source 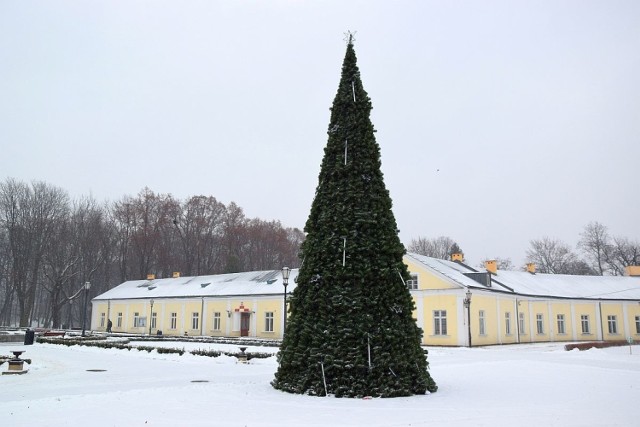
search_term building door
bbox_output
[240,312,250,337]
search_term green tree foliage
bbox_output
[272,37,437,398]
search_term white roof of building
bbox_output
[95,253,640,302]
[94,269,299,301]
[406,253,640,300]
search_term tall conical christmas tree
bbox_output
[272,35,437,398]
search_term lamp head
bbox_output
[281,267,291,283]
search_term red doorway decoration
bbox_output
[235,302,251,336]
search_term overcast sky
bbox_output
[1,1,639,267]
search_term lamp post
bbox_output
[463,289,472,347]
[81,281,91,337]
[149,299,154,336]
[281,267,291,336]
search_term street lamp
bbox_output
[81,281,91,337]
[281,267,291,335]
[149,299,154,336]
[463,289,472,347]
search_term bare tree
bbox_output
[607,236,640,276]
[284,227,305,268]
[173,195,226,276]
[41,207,76,328]
[0,179,69,326]
[408,236,460,260]
[110,188,183,281]
[110,196,136,283]
[0,180,306,327]
[0,228,14,325]
[221,202,249,273]
[69,197,111,327]
[129,188,169,279]
[242,219,304,271]
[578,222,612,275]
[526,237,595,275]
[577,222,640,276]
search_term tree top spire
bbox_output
[344,30,356,45]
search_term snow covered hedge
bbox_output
[37,336,272,359]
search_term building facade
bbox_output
[91,253,640,346]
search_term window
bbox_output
[636,316,640,334]
[100,313,106,328]
[557,314,566,334]
[479,310,486,335]
[265,312,274,332]
[519,312,526,335]
[581,315,590,334]
[213,312,221,331]
[151,312,157,329]
[536,314,544,335]
[433,310,447,335]
[117,312,123,328]
[192,312,200,330]
[406,274,419,290]
[170,312,177,330]
[505,312,512,335]
[134,315,146,328]
[607,315,618,334]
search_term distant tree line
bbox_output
[0,179,303,328]
[408,222,639,276]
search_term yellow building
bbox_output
[405,253,640,346]
[91,270,296,339]
[91,253,640,346]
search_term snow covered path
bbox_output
[1,341,638,426]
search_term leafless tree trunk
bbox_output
[0,228,15,325]
[110,197,136,283]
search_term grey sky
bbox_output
[1,1,639,267]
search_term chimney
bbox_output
[625,266,640,277]
[451,252,464,263]
[485,260,497,274]
[146,274,156,280]
[526,263,536,274]
[172,271,181,278]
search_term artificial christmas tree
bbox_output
[272,35,437,398]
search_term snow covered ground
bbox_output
[1,340,638,426]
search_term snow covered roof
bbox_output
[406,253,640,300]
[487,270,640,300]
[95,253,640,302]
[405,253,489,289]
[94,269,299,301]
